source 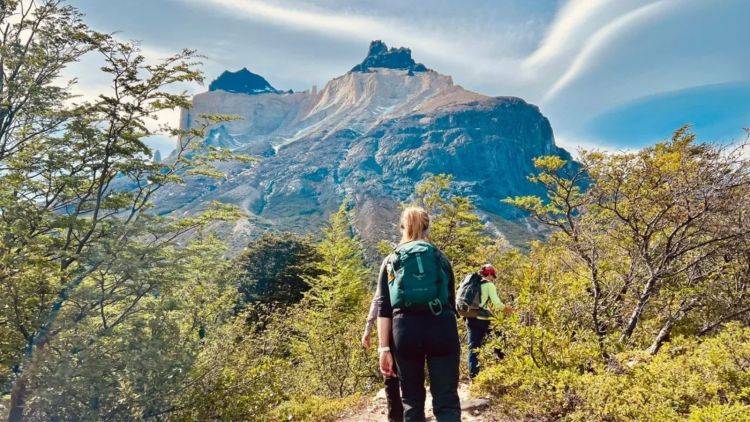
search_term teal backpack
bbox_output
[386,240,450,315]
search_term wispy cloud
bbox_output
[189,0,385,39]
[539,1,669,103]
[78,0,750,154]
[177,0,521,80]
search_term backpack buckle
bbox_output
[428,298,443,316]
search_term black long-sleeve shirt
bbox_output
[363,260,387,336]
[376,248,456,318]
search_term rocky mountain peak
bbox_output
[208,67,278,95]
[171,43,573,250]
[350,40,428,73]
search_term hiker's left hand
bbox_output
[379,351,395,377]
[361,333,371,348]
[503,306,514,316]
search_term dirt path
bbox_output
[338,383,498,421]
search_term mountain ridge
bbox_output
[165,41,573,250]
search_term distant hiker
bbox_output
[376,206,461,422]
[362,279,403,422]
[457,264,511,379]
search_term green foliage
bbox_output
[269,394,362,421]
[475,128,750,420]
[290,203,377,397]
[174,204,376,420]
[476,324,750,421]
[412,174,494,275]
[174,311,293,420]
[0,1,249,418]
[236,232,322,307]
[21,236,238,419]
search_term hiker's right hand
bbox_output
[361,333,371,348]
[379,351,395,377]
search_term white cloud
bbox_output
[101,0,749,151]
[530,0,750,143]
[505,0,667,103]
[523,0,609,69]
[177,0,523,84]
[539,1,669,103]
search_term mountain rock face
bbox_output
[164,42,572,250]
[350,40,428,73]
[209,67,278,94]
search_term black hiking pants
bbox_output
[385,375,403,421]
[466,317,490,379]
[392,310,461,422]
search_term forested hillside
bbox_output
[1,1,749,420]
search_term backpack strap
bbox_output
[429,252,443,316]
[386,250,401,286]
[388,249,400,271]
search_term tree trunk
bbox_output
[7,271,90,419]
[647,319,674,355]
[8,373,28,422]
[620,277,657,343]
[590,272,608,357]
[647,298,697,355]
[8,327,52,420]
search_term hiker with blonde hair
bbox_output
[375,206,461,421]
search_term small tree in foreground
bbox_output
[290,203,376,398]
[173,205,378,421]
[412,174,494,275]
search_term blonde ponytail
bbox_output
[400,206,430,244]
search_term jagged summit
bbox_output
[209,68,278,95]
[350,40,428,73]
[171,43,572,249]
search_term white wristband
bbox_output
[377,346,390,353]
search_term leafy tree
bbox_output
[0,0,102,163]
[411,174,492,275]
[174,206,377,420]
[175,306,294,421]
[0,1,248,417]
[290,203,377,398]
[475,128,750,420]
[507,127,750,355]
[236,232,322,307]
[21,235,238,419]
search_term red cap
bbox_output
[479,264,496,277]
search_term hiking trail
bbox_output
[338,383,504,421]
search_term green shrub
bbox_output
[269,394,362,421]
[475,324,750,421]
[687,403,750,421]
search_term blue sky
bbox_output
[67,0,750,155]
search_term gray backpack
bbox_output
[456,273,483,317]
